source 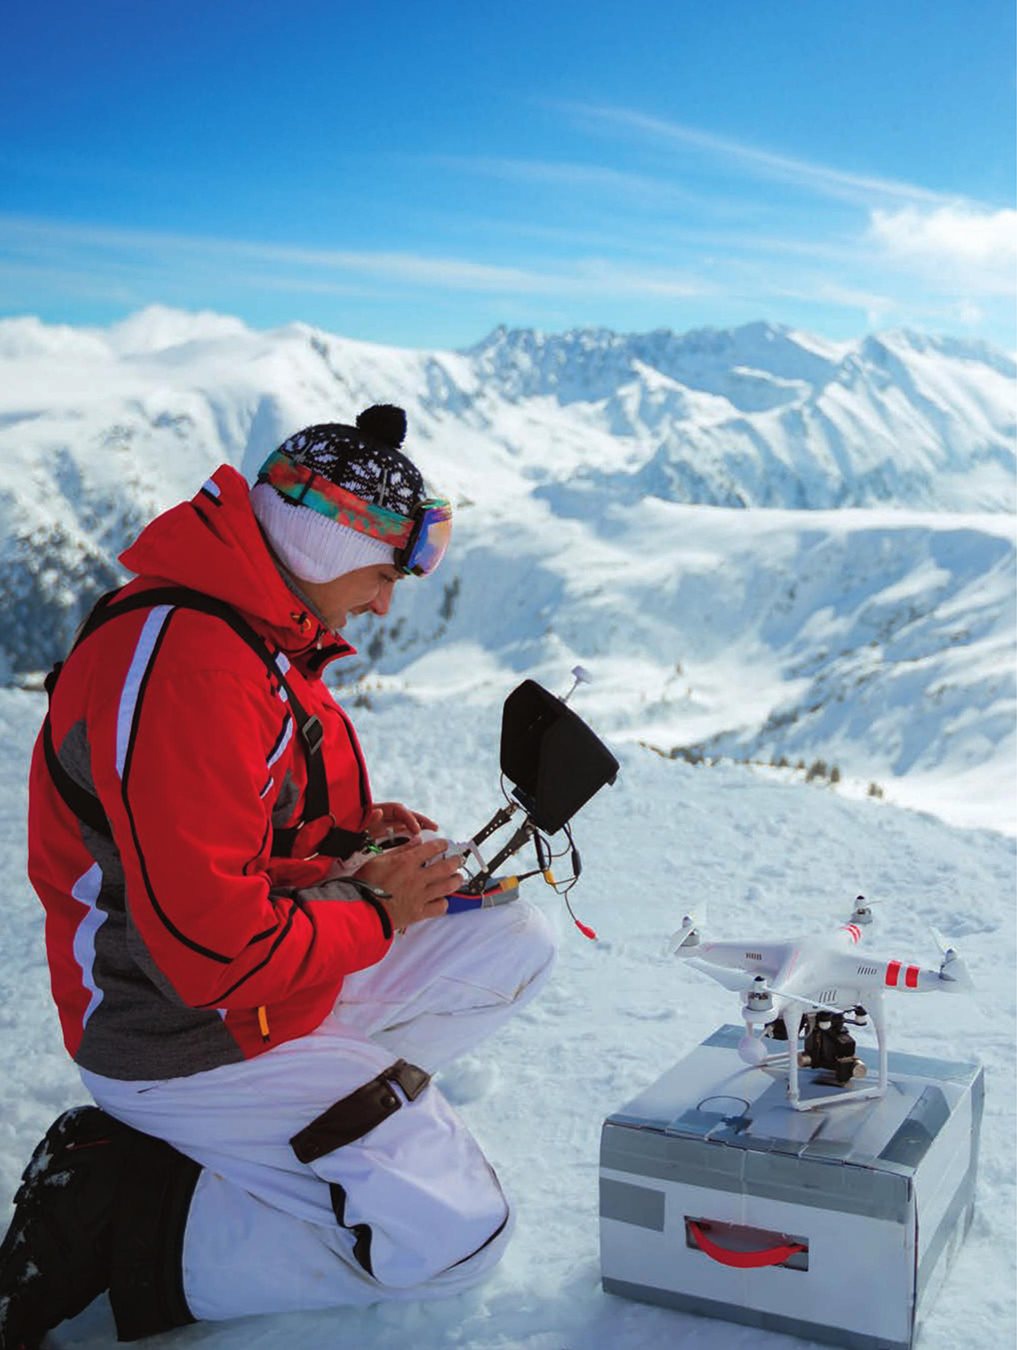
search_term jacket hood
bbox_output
[119,465,356,666]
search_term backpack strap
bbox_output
[41,588,133,842]
[42,586,369,861]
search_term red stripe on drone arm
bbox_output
[905,965,920,989]
[885,960,902,987]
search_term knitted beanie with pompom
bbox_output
[251,405,425,583]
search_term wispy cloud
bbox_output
[426,154,724,212]
[0,259,142,307]
[758,277,900,331]
[866,205,1017,294]
[1,149,1011,346]
[0,213,711,304]
[562,102,969,210]
[0,216,550,291]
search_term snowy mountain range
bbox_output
[469,322,1015,513]
[0,307,1012,830]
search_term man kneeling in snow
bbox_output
[1,406,555,1346]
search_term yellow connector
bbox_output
[543,869,556,886]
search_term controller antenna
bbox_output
[561,665,592,705]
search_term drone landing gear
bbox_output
[785,1003,889,1112]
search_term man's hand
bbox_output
[365,801,439,841]
[355,837,462,928]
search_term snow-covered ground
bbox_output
[0,684,1012,1349]
[0,307,1013,1346]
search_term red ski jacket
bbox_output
[28,465,393,1080]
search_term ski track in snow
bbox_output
[0,688,1012,1349]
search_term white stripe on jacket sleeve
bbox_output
[115,605,173,778]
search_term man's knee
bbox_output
[293,1060,511,1289]
[361,1183,511,1291]
[502,898,558,1003]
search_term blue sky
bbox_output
[2,0,1014,350]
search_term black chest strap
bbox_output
[42,586,369,862]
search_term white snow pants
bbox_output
[81,898,556,1321]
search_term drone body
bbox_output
[671,898,971,1110]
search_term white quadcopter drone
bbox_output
[670,897,972,1111]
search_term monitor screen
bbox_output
[500,680,619,834]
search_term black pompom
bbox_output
[356,404,407,448]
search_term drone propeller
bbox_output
[850,894,880,926]
[930,927,974,990]
[668,906,707,955]
[930,925,958,956]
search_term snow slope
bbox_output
[0,308,1013,830]
[367,499,1015,834]
[0,686,1010,1349]
[0,307,1013,1346]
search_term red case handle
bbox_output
[687,1220,806,1270]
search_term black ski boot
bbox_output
[0,1106,200,1347]
[0,1106,127,1349]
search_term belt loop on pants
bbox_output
[289,1059,432,1164]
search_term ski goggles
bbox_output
[395,498,453,577]
[258,452,452,576]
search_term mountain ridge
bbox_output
[0,307,1012,830]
